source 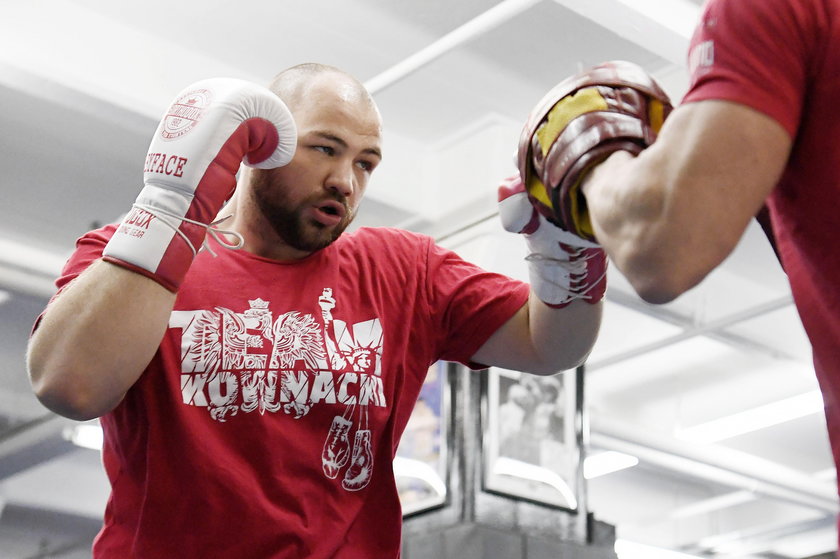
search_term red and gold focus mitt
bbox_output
[518,60,673,242]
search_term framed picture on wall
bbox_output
[482,366,580,511]
[395,361,449,516]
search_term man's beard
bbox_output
[252,178,354,253]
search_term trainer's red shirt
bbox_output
[684,0,840,490]
[56,226,529,558]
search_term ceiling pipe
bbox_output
[364,0,543,95]
[590,416,838,514]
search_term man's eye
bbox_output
[356,160,374,172]
[314,145,335,155]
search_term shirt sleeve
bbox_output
[424,240,530,368]
[682,0,817,138]
[31,225,116,333]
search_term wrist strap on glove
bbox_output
[130,203,244,258]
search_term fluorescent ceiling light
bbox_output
[584,450,639,479]
[615,539,706,559]
[63,423,103,450]
[677,391,825,444]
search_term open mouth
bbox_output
[312,200,347,226]
[318,200,346,219]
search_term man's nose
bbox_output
[326,163,354,198]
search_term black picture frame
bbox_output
[482,366,580,511]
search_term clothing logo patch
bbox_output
[161,88,212,140]
[688,39,715,79]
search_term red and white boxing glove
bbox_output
[102,77,297,291]
[498,173,607,307]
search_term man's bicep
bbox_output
[658,99,790,262]
[654,99,792,220]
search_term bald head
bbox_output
[268,63,378,115]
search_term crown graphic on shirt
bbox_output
[248,298,269,310]
[244,298,271,318]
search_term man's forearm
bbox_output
[528,293,603,374]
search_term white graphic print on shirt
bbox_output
[168,288,385,491]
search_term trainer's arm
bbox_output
[582,100,792,303]
[471,296,602,375]
[27,260,175,421]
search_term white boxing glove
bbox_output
[102,78,297,291]
[498,172,607,307]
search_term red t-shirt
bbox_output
[683,0,840,484]
[55,225,529,558]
